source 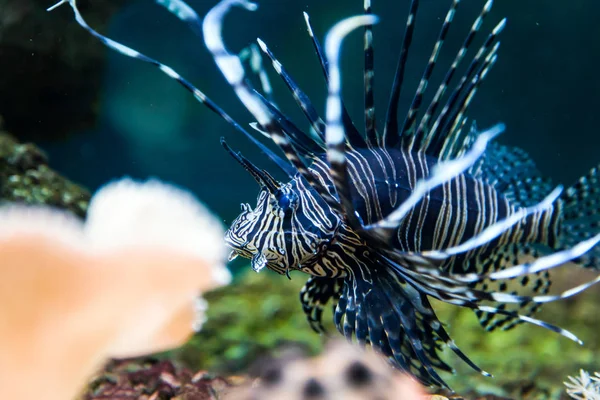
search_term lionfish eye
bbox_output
[274,190,298,213]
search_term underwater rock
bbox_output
[0,130,90,216]
[0,0,128,141]
[83,358,238,400]
[225,340,427,400]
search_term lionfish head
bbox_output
[225,179,335,276]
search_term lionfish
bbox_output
[50,0,600,388]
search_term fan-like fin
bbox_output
[471,245,550,332]
[388,229,600,292]
[391,252,599,317]
[334,267,464,388]
[382,253,587,345]
[300,276,343,334]
[560,164,600,268]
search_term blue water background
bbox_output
[40,0,599,230]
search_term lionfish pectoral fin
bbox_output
[300,277,344,334]
[379,256,495,378]
[385,248,591,345]
[333,266,464,388]
[467,244,552,332]
[251,252,268,272]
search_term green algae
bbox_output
[176,269,332,374]
[0,131,90,217]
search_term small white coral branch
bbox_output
[565,369,600,400]
[0,177,230,400]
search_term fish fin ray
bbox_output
[300,276,343,334]
[560,164,600,269]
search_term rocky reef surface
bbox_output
[0,130,89,216]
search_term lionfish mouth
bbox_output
[223,233,251,262]
[226,248,240,262]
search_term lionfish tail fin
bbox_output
[560,164,600,269]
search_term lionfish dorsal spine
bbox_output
[302,12,368,148]
[256,38,327,143]
[362,0,379,147]
[400,0,461,153]
[382,0,419,148]
[416,0,494,152]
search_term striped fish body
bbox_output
[308,147,561,272]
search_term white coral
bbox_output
[565,370,600,400]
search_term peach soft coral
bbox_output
[0,177,230,400]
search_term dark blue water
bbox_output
[40,0,599,227]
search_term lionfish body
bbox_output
[228,145,560,279]
[52,0,600,388]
